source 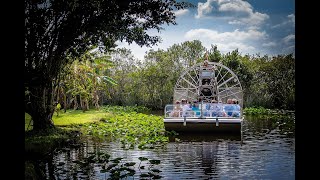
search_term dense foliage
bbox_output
[25,0,192,130]
[55,40,294,111]
[105,41,294,110]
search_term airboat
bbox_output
[164,60,244,133]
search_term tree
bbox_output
[220,49,254,107]
[107,48,140,106]
[207,45,222,63]
[167,40,205,68]
[260,54,295,109]
[25,0,192,130]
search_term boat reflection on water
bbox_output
[168,131,242,142]
[164,131,242,179]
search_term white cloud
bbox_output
[214,42,255,53]
[282,34,295,44]
[262,42,277,47]
[184,28,267,54]
[115,32,186,61]
[195,0,214,19]
[185,28,267,42]
[195,0,269,27]
[228,12,269,26]
[219,0,252,14]
[272,14,295,29]
[174,9,189,17]
[288,14,295,25]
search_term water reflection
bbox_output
[170,132,242,142]
[25,115,295,179]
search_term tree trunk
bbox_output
[80,95,84,111]
[25,85,55,131]
[85,98,89,111]
[63,92,67,113]
[94,92,100,109]
[73,95,78,110]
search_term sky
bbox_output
[116,0,295,60]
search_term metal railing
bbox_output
[164,103,242,119]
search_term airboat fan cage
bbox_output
[174,61,243,108]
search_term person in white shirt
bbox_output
[181,99,192,117]
[199,100,209,117]
[171,100,182,117]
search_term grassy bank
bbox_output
[25,109,107,131]
[25,106,167,152]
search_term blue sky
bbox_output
[117,0,295,60]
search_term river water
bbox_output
[26,115,295,179]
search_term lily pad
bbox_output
[149,159,161,165]
[138,157,148,161]
[140,173,150,177]
[151,168,162,173]
[124,162,136,166]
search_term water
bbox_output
[26,115,295,179]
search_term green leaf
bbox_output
[151,168,162,173]
[101,76,118,85]
[138,157,148,161]
[149,160,161,165]
[124,162,136,166]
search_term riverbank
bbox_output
[25,106,168,155]
[25,109,109,155]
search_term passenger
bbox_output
[232,99,241,117]
[191,101,201,117]
[210,99,218,117]
[199,99,209,116]
[224,99,235,117]
[211,100,226,117]
[205,100,211,116]
[181,99,192,117]
[218,100,226,117]
[171,100,182,117]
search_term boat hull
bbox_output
[164,118,242,133]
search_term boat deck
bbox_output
[164,117,243,133]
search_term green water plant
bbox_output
[73,110,168,149]
[138,158,162,179]
[243,107,272,115]
[102,105,151,114]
